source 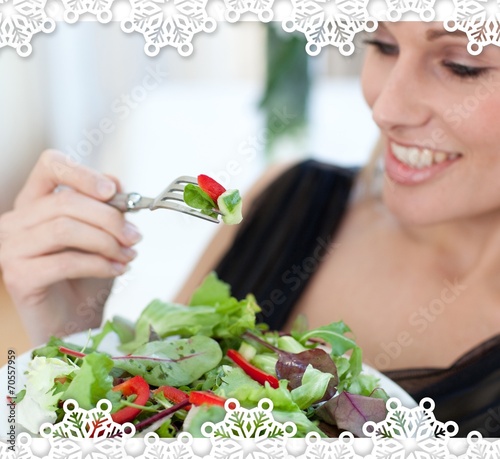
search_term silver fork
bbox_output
[106,175,220,224]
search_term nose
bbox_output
[371,56,432,133]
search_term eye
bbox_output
[364,39,399,56]
[443,61,489,79]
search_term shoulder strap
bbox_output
[215,159,356,330]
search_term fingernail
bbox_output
[121,246,138,260]
[111,262,128,276]
[123,222,142,244]
[98,179,116,198]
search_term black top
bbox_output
[215,159,500,437]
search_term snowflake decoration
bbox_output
[384,0,436,21]
[121,0,216,57]
[0,433,37,459]
[0,0,55,56]
[202,398,296,459]
[445,0,500,55]
[303,431,363,459]
[282,0,377,57]
[457,432,500,459]
[37,399,135,459]
[363,397,459,459]
[138,432,197,459]
[60,0,116,23]
[223,0,274,23]
[39,399,135,439]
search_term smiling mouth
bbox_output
[391,142,462,169]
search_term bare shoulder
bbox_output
[173,161,298,303]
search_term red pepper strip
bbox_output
[198,174,226,203]
[154,386,191,411]
[189,391,227,408]
[59,346,86,358]
[227,349,280,389]
[111,375,150,424]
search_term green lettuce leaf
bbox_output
[290,364,335,410]
[293,321,357,356]
[16,357,78,434]
[92,316,135,349]
[62,353,120,410]
[335,348,381,396]
[120,273,260,353]
[214,366,325,437]
[113,336,223,387]
[189,272,231,306]
[32,336,92,359]
[183,405,227,437]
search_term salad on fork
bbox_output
[107,174,243,225]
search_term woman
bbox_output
[1,22,500,435]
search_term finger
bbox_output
[0,188,142,247]
[3,216,138,264]
[104,174,123,193]
[3,252,128,296]
[15,150,117,208]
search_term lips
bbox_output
[385,141,462,185]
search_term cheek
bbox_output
[443,81,500,151]
[464,98,500,153]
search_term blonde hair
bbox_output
[354,135,384,200]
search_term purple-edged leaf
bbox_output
[315,392,387,437]
[317,421,343,438]
[276,348,338,402]
[243,331,339,403]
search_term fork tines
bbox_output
[160,176,198,203]
[154,175,220,224]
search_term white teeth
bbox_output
[421,149,433,168]
[408,148,420,168]
[393,143,408,163]
[391,143,460,168]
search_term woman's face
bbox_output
[361,22,500,226]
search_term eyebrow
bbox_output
[376,23,468,41]
[425,29,468,41]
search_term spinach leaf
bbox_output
[113,336,222,387]
[183,184,218,218]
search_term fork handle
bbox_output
[107,192,143,212]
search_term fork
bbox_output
[106,175,220,224]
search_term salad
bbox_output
[14,274,387,438]
[183,174,243,225]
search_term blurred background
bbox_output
[0,20,379,362]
